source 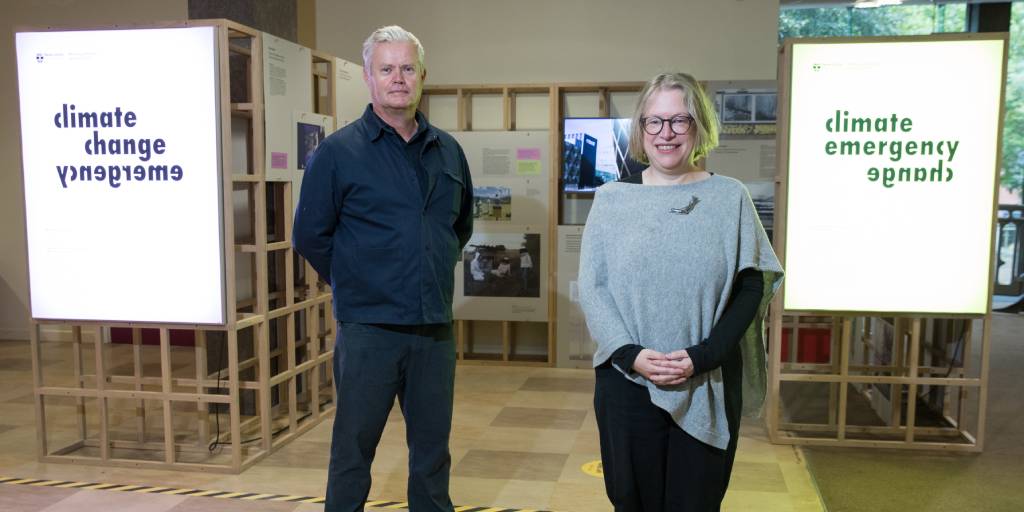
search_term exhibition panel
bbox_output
[15,19,348,473]
[768,33,1007,451]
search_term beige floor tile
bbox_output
[0,483,79,511]
[519,376,593,393]
[449,476,555,510]
[547,481,615,512]
[367,469,407,503]
[490,406,587,430]
[166,495,299,512]
[775,445,825,512]
[259,440,331,469]
[37,489,187,512]
[0,346,825,512]
[569,427,601,455]
[723,490,797,512]
[578,409,599,433]
[451,400,504,427]
[505,389,594,410]
[208,467,327,498]
[556,452,605,484]
[454,367,532,394]
[729,460,789,493]
[460,425,579,454]
[452,449,569,482]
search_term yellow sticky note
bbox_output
[517,160,541,175]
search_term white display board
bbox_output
[262,33,312,181]
[334,57,369,128]
[784,37,1005,315]
[555,225,595,368]
[16,27,226,324]
[452,131,550,322]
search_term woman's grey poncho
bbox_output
[579,174,783,450]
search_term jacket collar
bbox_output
[361,104,433,144]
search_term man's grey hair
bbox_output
[361,25,425,70]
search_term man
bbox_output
[292,25,473,512]
[518,248,533,293]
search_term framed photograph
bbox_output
[296,121,326,170]
[463,233,540,298]
[754,93,777,123]
[472,185,512,222]
[722,93,754,123]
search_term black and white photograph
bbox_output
[463,233,540,298]
[754,93,778,122]
[722,93,753,123]
[296,121,325,170]
[472,186,512,222]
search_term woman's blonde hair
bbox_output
[628,72,719,166]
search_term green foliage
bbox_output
[1002,3,1024,200]
[779,4,965,41]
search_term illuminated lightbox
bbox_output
[16,27,226,324]
[783,37,1005,315]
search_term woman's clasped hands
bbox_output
[632,348,694,386]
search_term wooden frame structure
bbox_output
[766,34,1005,451]
[422,82,643,366]
[28,19,336,473]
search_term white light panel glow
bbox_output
[16,27,226,324]
[784,38,1004,315]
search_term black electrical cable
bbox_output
[206,337,332,450]
[208,338,227,453]
[943,321,968,378]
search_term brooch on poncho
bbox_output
[669,196,700,215]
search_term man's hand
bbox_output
[633,348,688,386]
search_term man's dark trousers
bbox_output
[325,322,456,512]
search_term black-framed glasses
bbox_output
[641,115,694,136]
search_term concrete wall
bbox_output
[315,0,780,84]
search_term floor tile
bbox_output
[166,495,299,511]
[490,406,587,430]
[0,484,79,512]
[451,449,568,482]
[37,489,186,512]
[729,461,788,493]
[519,376,593,393]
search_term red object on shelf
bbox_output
[779,327,831,363]
[109,327,196,347]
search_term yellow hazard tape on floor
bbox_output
[0,476,562,511]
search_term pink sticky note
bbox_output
[517,148,541,160]
[271,152,288,169]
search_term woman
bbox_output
[579,72,783,512]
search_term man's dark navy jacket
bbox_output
[292,105,474,325]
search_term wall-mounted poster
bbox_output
[334,57,369,128]
[555,225,595,369]
[452,131,550,228]
[783,36,1005,315]
[291,112,333,207]
[454,230,547,322]
[15,27,225,324]
[705,80,777,241]
[263,33,312,181]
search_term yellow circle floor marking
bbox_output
[581,460,603,478]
